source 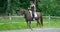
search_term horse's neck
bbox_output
[24,10,30,18]
[25,11,29,14]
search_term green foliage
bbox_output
[19,0,30,9]
[10,0,30,15]
[0,0,7,13]
[10,0,20,14]
[0,0,60,16]
[38,0,60,16]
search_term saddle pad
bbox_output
[29,11,37,17]
[34,12,37,17]
[29,11,32,17]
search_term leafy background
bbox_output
[0,0,60,16]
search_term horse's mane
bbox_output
[20,8,28,11]
[20,8,29,14]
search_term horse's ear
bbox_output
[20,8,22,10]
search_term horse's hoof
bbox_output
[30,28,33,31]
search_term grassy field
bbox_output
[0,16,60,30]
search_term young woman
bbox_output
[30,1,35,20]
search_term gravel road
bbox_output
[0,28,60,32]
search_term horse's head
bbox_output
[20,8,25,14]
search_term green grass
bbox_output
[0,17,60,30]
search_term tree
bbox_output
[0,0,60,16]
[0,0,7,14]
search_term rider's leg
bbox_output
[32,11,34,18]
[32,9,35,20]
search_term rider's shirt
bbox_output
[31,4,35,11]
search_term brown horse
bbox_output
[20,8,43,28]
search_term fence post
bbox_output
[49,15,50,24]
[9,13,12,21]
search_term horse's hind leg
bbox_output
[40,17,43,26]
[36,19,40,27]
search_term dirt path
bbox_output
[0,28,60,32]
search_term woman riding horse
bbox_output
[30,1,35,20]
[20,8,43,29]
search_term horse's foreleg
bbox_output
[28,21,31,29]
[26,20,28,28]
